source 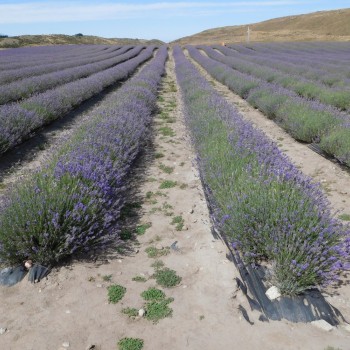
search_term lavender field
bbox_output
[0,43,349,298]
[188,42,350,166]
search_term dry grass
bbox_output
[171,8,350,45]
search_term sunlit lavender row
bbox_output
[216,45,350,89]
[199,45,350,111]
[187,45,350,166]
[0,46,156,155]
[174,45,350,295]
[0,46,168,265]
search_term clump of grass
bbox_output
[145,246,169,258]
[159,163,174,174]
[171,216,184,231]
[151,260,164,270]
[159,180,177,189]
[145,191,154,199]
[141,287,165,300]
[144,298,173,323]
[118,337,144,350]
[155,152,164,159]
[179,183,188,189]
[132,276,147,282]
[199,315,205,320]
[338,213,350,221]
[148,235,162,244]
[159,126,175,137]
[154,267,182,288]
[107,284,126,303]
[141,287,174,323]
[179,162,185,166]
[121,307,139,317]
[135,223,152,235]
[102,274,112,282]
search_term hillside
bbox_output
[0,34,164,48]
[172,8,350,45]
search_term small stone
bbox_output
[155,244,163,250]
[138,308,145,317]
[65,310,71,314]
[182,285,187,289]
[189,208,194,214]
[117,259,122,263]
[192,219,198,223]
[0,328,7,335]
[62,342,70,348]
[96,284,102,288]
[311,320,334,332]
[265,286,281,300]
[135,249,139,254]
[116,271,122,276]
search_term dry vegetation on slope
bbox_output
[172,8,350,45]
[0,34,164,48]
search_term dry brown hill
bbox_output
[0,34,163,48]
[172,8,350,45]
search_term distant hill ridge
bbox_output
[0,34,164,48]
[172,8,350,45]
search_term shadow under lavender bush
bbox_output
[174,46,350,295]
[0,46,168,266]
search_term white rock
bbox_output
[96,284,103,288]
[65,310,71,314]
[138,308,145,317]
[311,320,334,332]
[0,328,7,335]
[62,342,70,348]
[155,244,163,250]
[265,286,281,300]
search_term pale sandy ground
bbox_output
[0,51,349,350]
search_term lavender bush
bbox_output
[0,46,168,265]
[174,46,350,295]
[0,46,156,155]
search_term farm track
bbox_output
[184,49,350,219]
[0,50,350,349]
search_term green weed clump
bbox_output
[154,268,182,288]
[108,284,126,303]
[118,337,144,350]
[159,180,177,189]
[171,216,184,231]
[141,287,174,323]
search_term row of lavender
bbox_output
[231,42,350,66]
[0,46,168,265]
[201,45,350,111]
[0,45,110,69]
[0,46,143,104]
[174,45,350,295]
[220,45,350,89]
[0,46,156,155]
[187,45,350,167]
[0,45,130,86]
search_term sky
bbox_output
[0,0,349,42]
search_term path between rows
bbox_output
[0,50,349,350]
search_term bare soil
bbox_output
[0,52,350,350]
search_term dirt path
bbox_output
[0,52,350,350]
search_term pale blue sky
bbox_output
[0,0,349,42]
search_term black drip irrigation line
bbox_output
[307,143,350,174]
[199,174,347,326]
